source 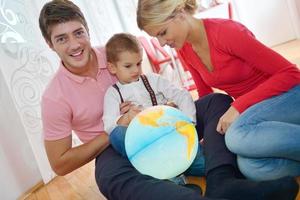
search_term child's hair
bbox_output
[105,33,142,64]
[137,0,198,30]
[39,0,89,44]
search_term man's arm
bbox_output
[44,133,109,176]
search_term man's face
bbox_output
[48,20,92,74]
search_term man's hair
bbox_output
[105,33,142,64]
[39,0,89,44]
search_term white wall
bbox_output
[0,0,142,198]
[195,2,231,19]
[0,0,61,196]
[232,0,300,46]
[297,0,300,15]
[0,70,41,200]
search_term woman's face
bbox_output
[144,14,189,49]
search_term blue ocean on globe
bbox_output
[125,105,198,179]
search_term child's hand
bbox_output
[126,105,142,122]
[120,101,132,115]
[165,101,178,108]
[117,104,142,126]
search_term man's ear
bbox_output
[107,62,117,74]
[46,39,55,51]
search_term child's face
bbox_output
[109,51,143,84]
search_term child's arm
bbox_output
[103,87,124,134]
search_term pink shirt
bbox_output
[42,47,116,143]
[179,19,300,113]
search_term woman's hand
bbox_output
[217,106,240,134]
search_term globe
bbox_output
[125,105,198,179]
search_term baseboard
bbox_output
[18,180,44,200]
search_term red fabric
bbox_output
[179,19,300,113]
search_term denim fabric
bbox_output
[95,147,218,200]
[96,94,236,200]
[225,85,300,180]
[109,126,127,157]
[185,144,205,176]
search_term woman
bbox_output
[137,0,300,182]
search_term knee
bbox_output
[110,126,126,141]
[209,93,233,105]
[237,156,280,181]
[195,94,233,121]
[209,94,234,114]
[225,123,253,155]
[225,126,243,154]
[196,93,233,107]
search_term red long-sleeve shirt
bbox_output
[178,19,300,113]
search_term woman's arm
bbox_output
[219,20,300,113]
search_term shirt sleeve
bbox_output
[103,86,123,134]
[178,50,213,97]
[151,73,196,123]
[41,96,72,141]
[218,20,300,113]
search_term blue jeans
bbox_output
[109,125,205,177]
[109,126,128,158]
[225,85,300,181]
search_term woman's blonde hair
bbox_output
[137,0,197,30]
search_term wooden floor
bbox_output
[22,39,300,200]
[21,161,106,200]
[272,39,300,66]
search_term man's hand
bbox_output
[217,106,240,134]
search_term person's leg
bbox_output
[110,125,203,186]
[95,146,224,200]
[226,85,300,179]
[195,93,237,174]
[237,156,300,180]
[194,93,299,200]
[184,142,205,176]
[109,126,127,157]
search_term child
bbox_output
[103,33,204,184]
[103,33,197,154]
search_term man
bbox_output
[39,1,298,200]
[39,1,209,199]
